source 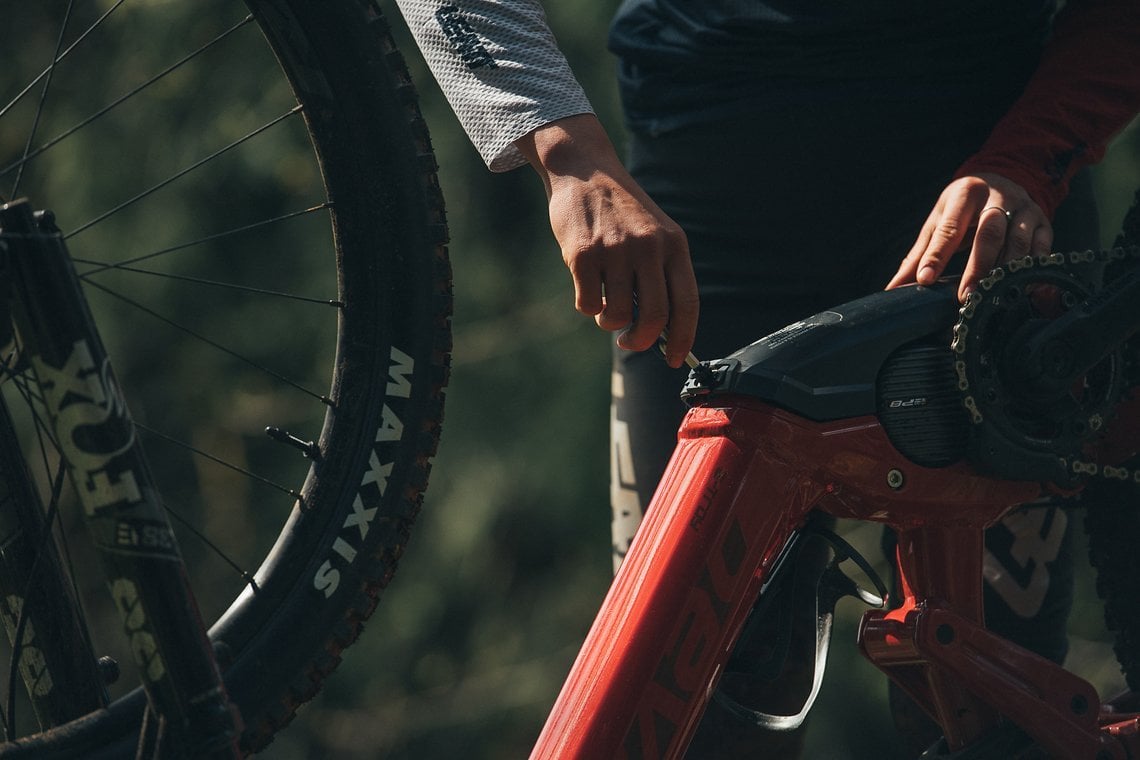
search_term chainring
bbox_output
[951,249,1140,484]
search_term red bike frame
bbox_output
[531,395,1140,759]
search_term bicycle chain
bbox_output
[951,244,1140,484]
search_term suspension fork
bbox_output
[0,203,112,735]
[0,198,240,757]
[0,395,110,734]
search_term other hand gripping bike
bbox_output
[0,0,450,756]
[532,200,1140,758]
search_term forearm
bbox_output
[955,0,1140,218]
[514,113,629,191]
[394,0,595,171]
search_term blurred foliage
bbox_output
[0,0,1138,757]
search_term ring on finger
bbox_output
[982,205,1014,223]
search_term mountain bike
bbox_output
[4,2,1139,759]
[0,0,450,756]
[530,203,1140,758]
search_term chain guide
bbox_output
[952,246,1140,485]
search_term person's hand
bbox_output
[887,173,1052,301]
[515,114,698,368]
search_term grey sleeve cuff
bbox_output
[395,0,595,171]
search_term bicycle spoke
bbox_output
[70,203,344,307]
[137,424,302,503]
[11,0,76,198]
[0,0,126,123]
[5,467,68,736]
[80,277,333,406]
[65,106,305,239]
[86,266,343,306]
[162,504,261,594]
[0,14,256,182]
[73,203,332,276]
[1,348,56,456]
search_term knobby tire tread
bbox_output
[216,0,452,752]
[1086,489,1140,693]
[1085,185,1140,695]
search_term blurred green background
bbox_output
[2,1,1139,758]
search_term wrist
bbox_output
[515,114,621,186]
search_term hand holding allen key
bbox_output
[632,292,700,368]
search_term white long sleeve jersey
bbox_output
[394,0,595,171]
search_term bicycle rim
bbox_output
[0,0,450,755]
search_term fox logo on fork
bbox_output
[34,338,142,516]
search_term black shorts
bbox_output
[609,105,1101,664]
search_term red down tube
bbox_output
[531,401,827,759]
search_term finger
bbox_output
[887,215,937,289]
[596,274,635,332]
[1030,224,1053,258]
[957,206,1011,299]
[661,257,699,367]
[619,276,668,353]
[567,252,603,317]
[1004,211,1034,260]
[914,192,983,284]
[887,253,921,290]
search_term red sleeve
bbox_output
[953,0,1140,219]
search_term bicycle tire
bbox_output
[1086,484,1140,694]
[1085,186,1140,697]
[0,0,450,755]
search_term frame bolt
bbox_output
[886,469,905,490]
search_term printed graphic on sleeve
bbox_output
[435,4,498,70]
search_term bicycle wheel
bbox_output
[1086,186,1140,698]
[1086,482,1140,695]
[0,0,449,755]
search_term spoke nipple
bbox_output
[265,426,320,459]
[98,656,120,686]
